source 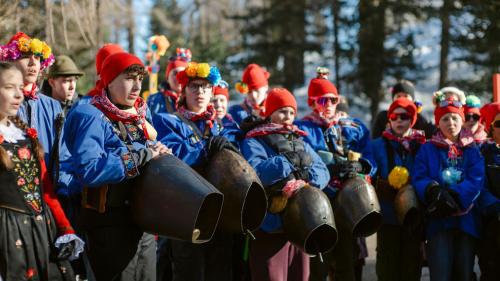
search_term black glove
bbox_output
[425,182,461,218]
[56,241,75,261]
[207,136,239,158]
[327,160,362,180]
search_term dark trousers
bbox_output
[426,229,476,281]
[328,225,360,281]
[249,231,309,281]
[376,224,422,281]
[156,237,172,281]
[478,218,500,281]
[85,226,156,281]
[170,234,233,281]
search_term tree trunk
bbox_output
[358,0,386,120]
[126,0,135,54]
[331,0,341,91]
[282,0,305,91]
[439,0,451,88]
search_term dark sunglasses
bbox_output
[438,100,463,108]
[388,113,411,121]
[465,114,480,122]
[493,120,500,128]
[317,96,339,106]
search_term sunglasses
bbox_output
[438,100,463,108]
[316,96,339,106]
[465,114,480,122]
[388,113,411,121]
[493,119,500,129]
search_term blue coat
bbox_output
[154,113,236,167]
[63,104,150,188]
[371,137,419,225]
[296,117,376,197]
[147,91,177,119]
[17,94,62,165]
[241,134,330,233]
[228,103,251,125]
[411,142,485,239]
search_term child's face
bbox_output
[389,107,412,137]
[49,76,78,102]
[270,106,295,125]
[185,79,213,113]
[108,70,143,107]
[13,54,40,84]
[438,113,463,140]
[212,94,228,119]
[492,114,500,144]
[0,68,24,119]
[247,85,268,107]
[168,66,185,93]
[313,94,338,119]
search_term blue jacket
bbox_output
[147,91,177,119]
[154,113,236,167]
[17,94,62,166]
[63,104,150,188]
[241,133,330,233]
[228,103,251,125]
[296,117,376,197]
[371,136,420,225]
[411,142,485,239]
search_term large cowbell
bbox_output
[335,176,382,237]
[132,154,224,244]
[282,186,338,255]
[394,184,422,229]
[205,149,267,234]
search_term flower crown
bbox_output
[176,62,221,87]
[465,95,481,108]
[170,48,192,62]
[235,81,248,94]
[0,32,55,70]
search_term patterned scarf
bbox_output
[382,128,426,152]
[430,130,474,160]
[302,110,336,128]
[177,104,217,129]
[246,123,307,138]
[92,89,150,139]
[470,123,488,143]
[23,83,38,100]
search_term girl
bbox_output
[229,64,270,125]
[371,98,425,281]
[153,62,238,281]
[412,98,484,281]
[463,95,487,142]
[241,88,329,281]
[0,62,82,280]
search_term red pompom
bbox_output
[26,128,38,139]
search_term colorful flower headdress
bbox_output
[0,32,55,70]
[176,62,221,87]
[465,95,481,108]
[170,47,192,62]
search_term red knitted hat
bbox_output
[463,105,481,116]
[242,64,270,91]
[96,44,124,75]
[307,78,339,106]
[434,100,465,125]
[480,102,500,132]
[213,86,229,100]
[388,98,418,127]
[166,59,188,80]
[100,52,143,87]
[263,88,297,118]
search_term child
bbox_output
[241,88,329,281]
[371,98,425,281]
[0,62,83,280]
[412,98,484,281]
[463,95,487,142]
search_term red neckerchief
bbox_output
[23,83,39,100]
[382,129,426,152]
[430,130,474,160]
[163,89,179,103]
[177,104,217,129]
[87,80,104,97]
[302,110,336,128]
[245,123,308,138]
[92,89,150,139]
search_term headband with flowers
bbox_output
[176,62,221,87]
[0,32,55,70]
